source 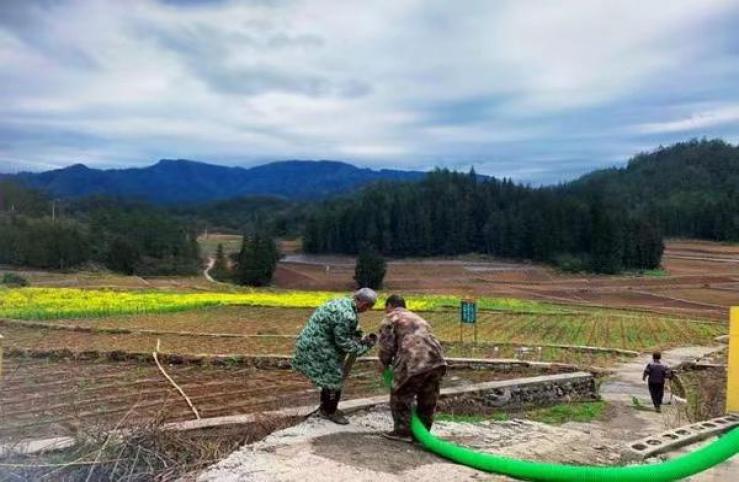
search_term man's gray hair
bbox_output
[353,287,378,305]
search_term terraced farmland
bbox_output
[0,357,551,440]
[0,285,728,445]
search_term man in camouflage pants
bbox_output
[293,288,378,424]
[378,294,447,442]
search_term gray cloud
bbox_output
[0,0,99,69]
[134,18,370,98]
[1,0,738,184]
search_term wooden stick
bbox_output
[153,339,201,420]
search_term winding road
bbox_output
[203,256,216,283]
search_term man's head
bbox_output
[385,294,406,313]
[353,288,378,313]
[653,352,662,361]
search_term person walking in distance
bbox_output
[642,352,672,413]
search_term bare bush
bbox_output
[676,369,727,422]
[0,417,271,481]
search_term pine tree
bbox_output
[210,243,231,281]
[237,233,280,286]
[300,165,677,273]
[354,243,386,290]
[632,219,664,269]
[107,237,140,275]
[590,203,624,274]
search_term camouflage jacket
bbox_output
[292,298,372,390]
[378,308,447,390]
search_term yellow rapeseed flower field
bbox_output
[0,287,556,320]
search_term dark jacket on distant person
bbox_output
[643,361,671,384]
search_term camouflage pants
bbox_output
[390,366,446,435]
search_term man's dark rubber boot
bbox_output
[382,431,413,443]
[320,409,349,425]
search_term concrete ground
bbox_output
[598,345,737,481]
[197,408,622,482]
[198,346,737,481]
[599,345,722,435]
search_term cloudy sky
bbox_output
[1,0,738,183]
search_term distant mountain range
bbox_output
[2,159,426,203]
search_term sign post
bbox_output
[728,307,738,414]
[460,299,478,344]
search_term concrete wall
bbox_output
[438,372,598,412]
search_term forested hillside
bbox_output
[0,184,200,274]
[2,139,736,275]
[573,139,739,241]
[304,139,739,273]
[303,171,663,273]
[171,196,308,238]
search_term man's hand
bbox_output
[362,333,377,348]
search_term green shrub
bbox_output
[210,243,232,282]
[1,272,29,287]
[553,253,590,273]
[237,233,280,287]
[354,243,386,290]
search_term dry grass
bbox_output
[0,411,292,481]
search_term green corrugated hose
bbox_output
[382,368,739,481]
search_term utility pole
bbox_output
[728,307,738,414]
[52,199,56,223]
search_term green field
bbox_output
[0,298,725,365]
[197,234,243,258]
[0,287,564,320]
[426,310,723,351]
[438,401,607,425]
[0,286,727,371]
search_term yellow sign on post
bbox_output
[728,307,739,414]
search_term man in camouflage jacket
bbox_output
[378,294,447,442]
[293,288,378,424]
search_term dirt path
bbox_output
[203,256,216,283]
[666,254,739,264]
[594,345,725,443]
[600,345,722,407]
[595,344,739,481]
